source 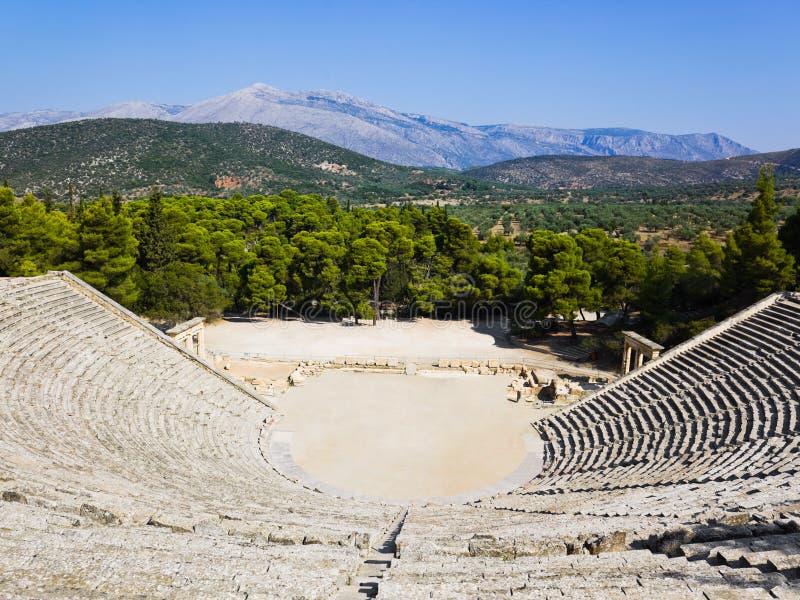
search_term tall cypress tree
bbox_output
[42,188,55,213]
[111,190,123,215]
[67,183,75,218]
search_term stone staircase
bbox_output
[337,507,409,599]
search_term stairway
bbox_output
[336,507,408,599]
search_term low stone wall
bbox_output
[212,352,613,381]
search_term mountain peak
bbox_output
[0,84,756,168]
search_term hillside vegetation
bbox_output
[0,119,525,202]
[465,151,800,189]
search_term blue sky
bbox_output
[2,0,798,151]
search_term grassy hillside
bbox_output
[0,118,526,202]
[2,118,797,207]
[464,150,800,189]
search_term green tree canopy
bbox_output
[724,166,795,297]
[77,197,139,305]
[524,230,597,333]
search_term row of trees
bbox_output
[0,187,523,322]
[1,167,797,345]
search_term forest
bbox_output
[0,166,798,348]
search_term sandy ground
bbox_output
[279,370,549,500]
[225,359,297,382]
[206,318,552,362]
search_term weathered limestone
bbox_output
[510,291,800,521]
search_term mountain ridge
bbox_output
[0,83,755,168]
[464,150,800,189]
[0,118,503,201]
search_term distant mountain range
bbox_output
[465,150,800,190]
[0,83,756,169]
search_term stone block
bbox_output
[585,531,627,555]
[488,359,500,368]
[468,535,514,559]
[1,490,27,504]
[80,503,121,526]
[515,537,568,557]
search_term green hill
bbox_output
[0,118,517,202]
[464,150,800,189]
[2,118,798,205]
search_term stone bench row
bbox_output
[525,435,800,500]
[538,398,798,486]
[377,549,791,599]
[491,469,798,519]
[0,501,360,600]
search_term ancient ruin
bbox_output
[1,271,799,598]
[166,316,206,359]
[621,330,664,374]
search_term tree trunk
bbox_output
[570,319,577,341]
[372,276,381,326]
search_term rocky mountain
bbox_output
[0,83,756,168]
[463,150,800,189]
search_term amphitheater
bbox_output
[1,271,800,599]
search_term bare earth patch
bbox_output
[206,318,552,363]
[278,371,546,501]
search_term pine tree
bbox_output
[779,206,800,268]
[724,165,795,297]
[524,230,597,337]
[77,197,139,305]
[0,185,20,276]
